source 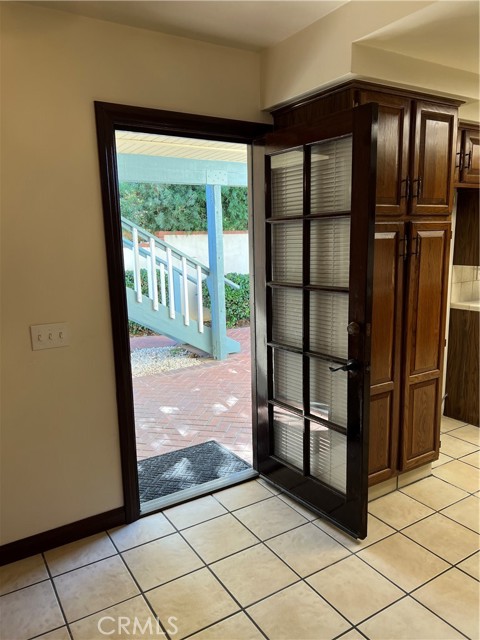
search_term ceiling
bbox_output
[116,131,247,162]
[31,0,479,76]
[33,1,347,51]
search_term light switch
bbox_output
[30,323,70,350]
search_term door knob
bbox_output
[347,322,360,336]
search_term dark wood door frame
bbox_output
[94,101,271,522]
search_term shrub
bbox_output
[203,272,250,328]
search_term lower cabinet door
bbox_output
[369,222,405,484]
[400,221,451,470]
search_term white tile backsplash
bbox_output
[451,266,480,305]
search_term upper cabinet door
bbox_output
[358,91,411,216]
[410,101,458,215]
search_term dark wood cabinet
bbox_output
[455,125,480,186]
[445,309,479,426]
[358,92,457,216]
[369,223,404,483]
[271,81,458,486]
[401,222,451,470]
[369,221,451,480]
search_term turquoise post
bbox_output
[206,184,228,360]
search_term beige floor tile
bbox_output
[45,532,117,576]
[54,555,139,622]
[233,496,307,540]
[247,581,350,640]
[122,532,203,591]
[0,554,49,596]
[358,533,449,592]
[402,513,480,564]
[338,631,365,640]
[314,514,395,551]
[210,544,298,606]
[182,513,258,563]
[277,493,320,520]
[413,568,480,639]
[368,491,434,530]
[441,495,480,533]
[266,523,350,576]
[213,480,274,510]
[256,477,282,494]
[432,452,453,468]
[460,450,480,469]
[441,416,467,433]
[189,612,264,639]
[37,628,71,640]
[147,568,239,639]
[0,581,64,640]
[108,512,175,551]
[457,551,480,580]
[440,433,479,458]
[358,596,463,639]
[400,476,469,511]
[451,424,480,446]
[433,460,480,493]
[70,595,166,639]
[308,555,403,624]
[164,495,227,530]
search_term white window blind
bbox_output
[310,217,350,287]
[310,136,352,214]
[272,288,303,349]
[271,150,303,218]
[273,348,303,410]
[273,407,304,470]
[310,423,346,493]
[272,222,303,284]
[309,291,348,359]
[309,357,348,427]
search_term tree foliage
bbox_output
[119,183,248,233]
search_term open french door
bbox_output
[251,104,378,538]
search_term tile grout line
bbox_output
[39,551,73,640]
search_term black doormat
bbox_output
[138,440,251,502]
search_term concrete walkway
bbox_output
[131,327,253,464]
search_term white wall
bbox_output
[261,1,479,112]
[0,2,267,544]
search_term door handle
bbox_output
[329,359,359,373]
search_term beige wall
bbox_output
[261,1,478,113]
[0,3,267,544]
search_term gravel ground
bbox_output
[130,346,206,377]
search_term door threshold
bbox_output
[139,467,258,516]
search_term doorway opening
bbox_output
[115,130,256,512]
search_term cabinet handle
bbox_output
[410,235,420,257]
[402,176,411,201]
[455,151,464,171]
[465,151,472,170]
[413,177,423,199]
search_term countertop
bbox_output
[450,300,480,311]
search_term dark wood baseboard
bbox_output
[0,507,125,566]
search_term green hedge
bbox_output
[203,272,250,329]
[125,269,250,334]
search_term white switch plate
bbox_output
[30,323,69,350]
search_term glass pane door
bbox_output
[253,105,378,538]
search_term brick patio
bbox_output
[131,327,253,464]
